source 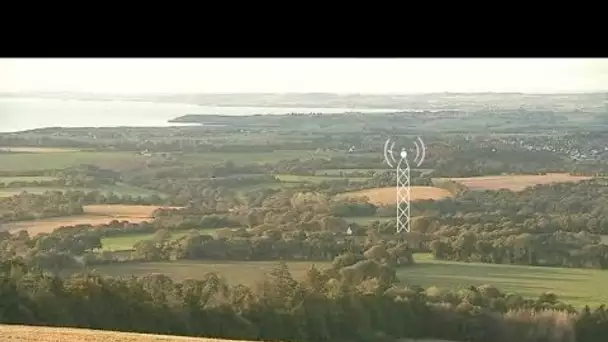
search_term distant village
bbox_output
[479,135,608,161]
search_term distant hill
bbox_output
[1,91,606,112]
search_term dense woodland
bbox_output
[4,178,608,271]
[1,258,607,342]
[0,192,83,223]
[2,108,608,341]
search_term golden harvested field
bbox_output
[83,204,176,218]
[0,325,456,342]
[0,324,242,342]
[2,215,153,236]
[337,186,453,205]
[447,173,592,191]
[2,205,177,235]
[0,146,81,153]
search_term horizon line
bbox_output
[1,90,607,96]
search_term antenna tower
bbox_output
[383,137,425,233]
[396,149,411,233]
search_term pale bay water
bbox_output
[0,97,397,133]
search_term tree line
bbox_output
[6,177,608,272]
[408,179,608,269]
[0,256,607,342]
[7,127,608,181]
[1,200,407,270]
[0,192,83,224]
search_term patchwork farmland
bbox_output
[445,173,592,191]
[1,204,174,235]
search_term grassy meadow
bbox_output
[0,176,59,183]
[0,188,92,197]
[0,148,313,172]
[402,253,608,307]
[276,174,370,183]
[317,168,433,176]
[0,183,166,198]
[78,260,328,285]
[316,168,386,175]
[101,228,220,252]
[76,253,608,308]
[0,147,83,153]
[234,182,289,193]
[179,150,356,166]
[0,151,147,172]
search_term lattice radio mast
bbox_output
[383,137,426,233]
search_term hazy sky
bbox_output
[1,58,607,94]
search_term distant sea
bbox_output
[0,97,399,133]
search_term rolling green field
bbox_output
[0,151,146,171]
[402,254,608,307]
[345,216,392,225]
[317,168,433,176]
[0,176,58,183]
[78,260,328,285]
[0,183,165,198]
[0,149,375,171]
[276,174,370,183]
[79,253,608,307]
[103,183,167,197]
[0,187,96,197]
[234,182,290,193]
[101,228,221,251]
[316,168,385,175]
[179,150,343,166]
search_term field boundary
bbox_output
[440,173,592,192]
[0,324,459,342]
[1,205,172,236]
[0,324,251,342]
[337,186,453,205]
